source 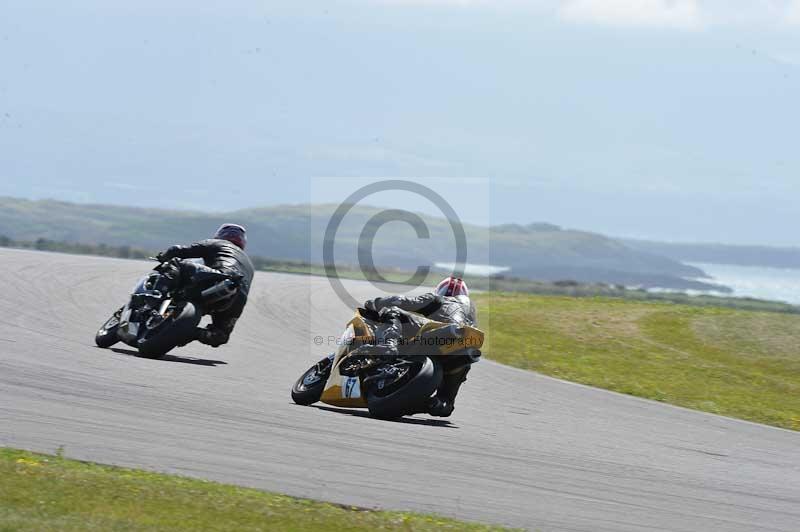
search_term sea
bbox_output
[433,261,800,306]
[689,263,800,305]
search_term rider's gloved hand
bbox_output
[156,246,180,263]
[364,297,390,312]
[378,306,401,321]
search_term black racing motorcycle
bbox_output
[94,259,241,358]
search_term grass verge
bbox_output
[0,448,512,532]
[475,292,800,430]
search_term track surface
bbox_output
[1,249,798,531]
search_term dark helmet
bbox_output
[214,223,247,250]
[435,276,469,297]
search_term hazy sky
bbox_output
[1,1,798,245]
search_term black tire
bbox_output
[367,357,442,420]
[137,302,201,359]
[291,360,331,406]
[95,307,124,348]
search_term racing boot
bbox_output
[341,316,404,377]
[351,316,403,358]
[343,336,400,374]
[427,364,471,417]
[196,325,230,348]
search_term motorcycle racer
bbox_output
[361,276,477,417]
[155,223,254,347]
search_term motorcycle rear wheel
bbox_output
[137,302,201,359]
[367,357,442,420]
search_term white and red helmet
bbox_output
[214,223,247,250]
[435,276,469,297]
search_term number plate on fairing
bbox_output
[342,376,361,399]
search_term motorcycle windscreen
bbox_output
[116,275,151,343]
[132,275,150,294]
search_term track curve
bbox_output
[1,249,798,531]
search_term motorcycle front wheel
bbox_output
[95,307,124,348]
[291,357,333,405]
[366,357,442,420]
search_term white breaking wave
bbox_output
[434,262,511,277]
[689,262,800,305]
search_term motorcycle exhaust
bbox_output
[201,279,237,304]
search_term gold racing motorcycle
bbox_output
[291,307,484,419]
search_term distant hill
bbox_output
[624,239,800,269]
[0,197,724,291]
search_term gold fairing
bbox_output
[319,309,484,408]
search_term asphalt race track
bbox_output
[1,249,798,531]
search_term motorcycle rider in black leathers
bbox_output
[155,224,254,348]
[362,277,477,417]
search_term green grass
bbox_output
[0,448,511,532]
[475,292,800,430]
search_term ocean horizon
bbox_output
[689,262,800,305]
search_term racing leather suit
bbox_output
[363,293,478,416]
[158,239,255,347]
